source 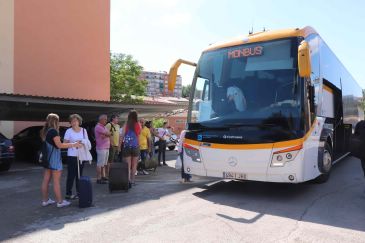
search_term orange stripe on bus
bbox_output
[323,85,333,94]
[184,119,317,150]
[274,144,303,154]
[204,27,316,52]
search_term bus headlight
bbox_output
[271,144,302,167]
[183,143,201,163]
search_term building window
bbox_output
[175,119,186,124]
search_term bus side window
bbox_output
[202,79,210,101]
[195,77,212,122]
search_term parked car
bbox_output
[0,133,15,172]
[13,126,68,163]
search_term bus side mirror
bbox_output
[298,41,311,78]
[168,59,197,93]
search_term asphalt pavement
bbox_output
[1,151,365,243]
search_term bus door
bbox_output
[326,81,345,159]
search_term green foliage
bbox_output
[182,84,191,98]
[110,53,147,102]
[152,118,166,128]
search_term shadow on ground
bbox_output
[1,154,364,241]
[193,157,365,231]
[0,151,213,241]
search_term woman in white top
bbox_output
[63,114,89,200]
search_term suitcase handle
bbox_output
[77,156,81,179]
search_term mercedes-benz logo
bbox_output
[228,157,238,167]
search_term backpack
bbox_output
[107,122,116,135]
[123,127,138,149]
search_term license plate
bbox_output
[223,172,246,180]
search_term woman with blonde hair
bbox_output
[40,113,82,208]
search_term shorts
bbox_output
[96,149,109,167]
[108,146,119,162]
[123,147,140,158]
[49,160,63,171]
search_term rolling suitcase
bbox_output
[77,159,93,208]
[109,161,129,192]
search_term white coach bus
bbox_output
[168,26,363,183]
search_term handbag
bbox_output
[349,135,365,159]
[39,129,54,168]
[144,154,158,171]
[175,155,182,170]
[39,143,54,169]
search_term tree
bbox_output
[152,118,166,128]
[182,84,192,98]
[110,53,147,102]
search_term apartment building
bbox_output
[140,71,182,97]
[0,0,110,137]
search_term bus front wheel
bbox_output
[315,142,332,183]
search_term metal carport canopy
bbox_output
[0,94,187,122]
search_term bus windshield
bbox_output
[190,38,303,130]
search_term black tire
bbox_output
[314,142,332,183]
[168,146,175,151]
[0,161,11,172]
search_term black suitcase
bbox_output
[109,162,129,192]
[78,176,93,208]
[77,160,93,208]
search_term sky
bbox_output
[111,0,365,88]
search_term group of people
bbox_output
[93,110,144,187]
[40,110,185,208]
[94,111,172,185]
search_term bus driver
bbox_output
[227,86,247,112]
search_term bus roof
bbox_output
[203,26,317,52]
